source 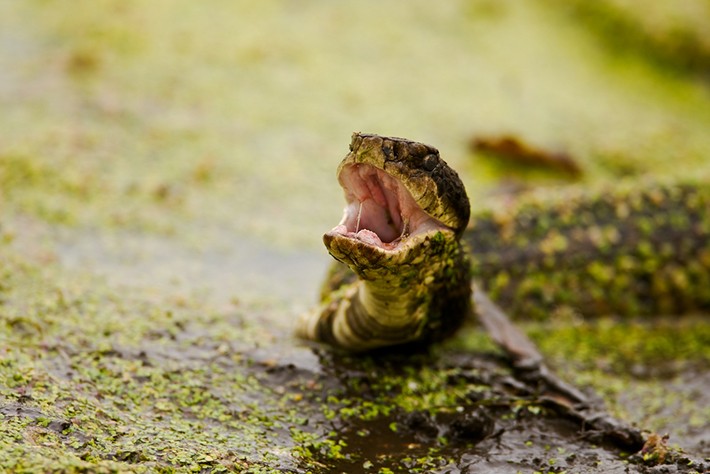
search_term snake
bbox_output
[296,132,710,351]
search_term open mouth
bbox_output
[326,163,447,251]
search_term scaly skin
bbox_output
[467,181,710,319]
[297,133,472,351]
[305,229,471,351]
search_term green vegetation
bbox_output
[1,0,709,472]
[0,249,304,472]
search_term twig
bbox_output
[472,283,644,452]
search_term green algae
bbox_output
[529,317,710,374]
[526,314,710,444]
[0,0,709,472]
[0,147,225,234]
[2,234,707,471]
[0,248,314,473]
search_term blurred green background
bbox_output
[2,1,710,310]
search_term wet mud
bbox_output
[253,345,708,473]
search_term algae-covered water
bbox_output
[1,1,709,472]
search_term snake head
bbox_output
[324,132,470,274]
[298,133,473,351]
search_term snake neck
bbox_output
[299,232,472,352]
[358,279,427,328]
[318,280,430,352]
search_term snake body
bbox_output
[297,133,710,351]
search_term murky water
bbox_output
[56,229,329,310]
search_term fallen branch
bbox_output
[473,283,644,452]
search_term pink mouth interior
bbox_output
[328,163,441,250]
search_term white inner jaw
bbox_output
[329,164,444,250]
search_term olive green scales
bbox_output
[468,180,710,319]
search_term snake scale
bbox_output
[297,133,710,351]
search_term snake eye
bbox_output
[422,154,438,172]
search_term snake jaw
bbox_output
[297,133,472,351]
[324,162,452,269]
[338,164,414,246]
